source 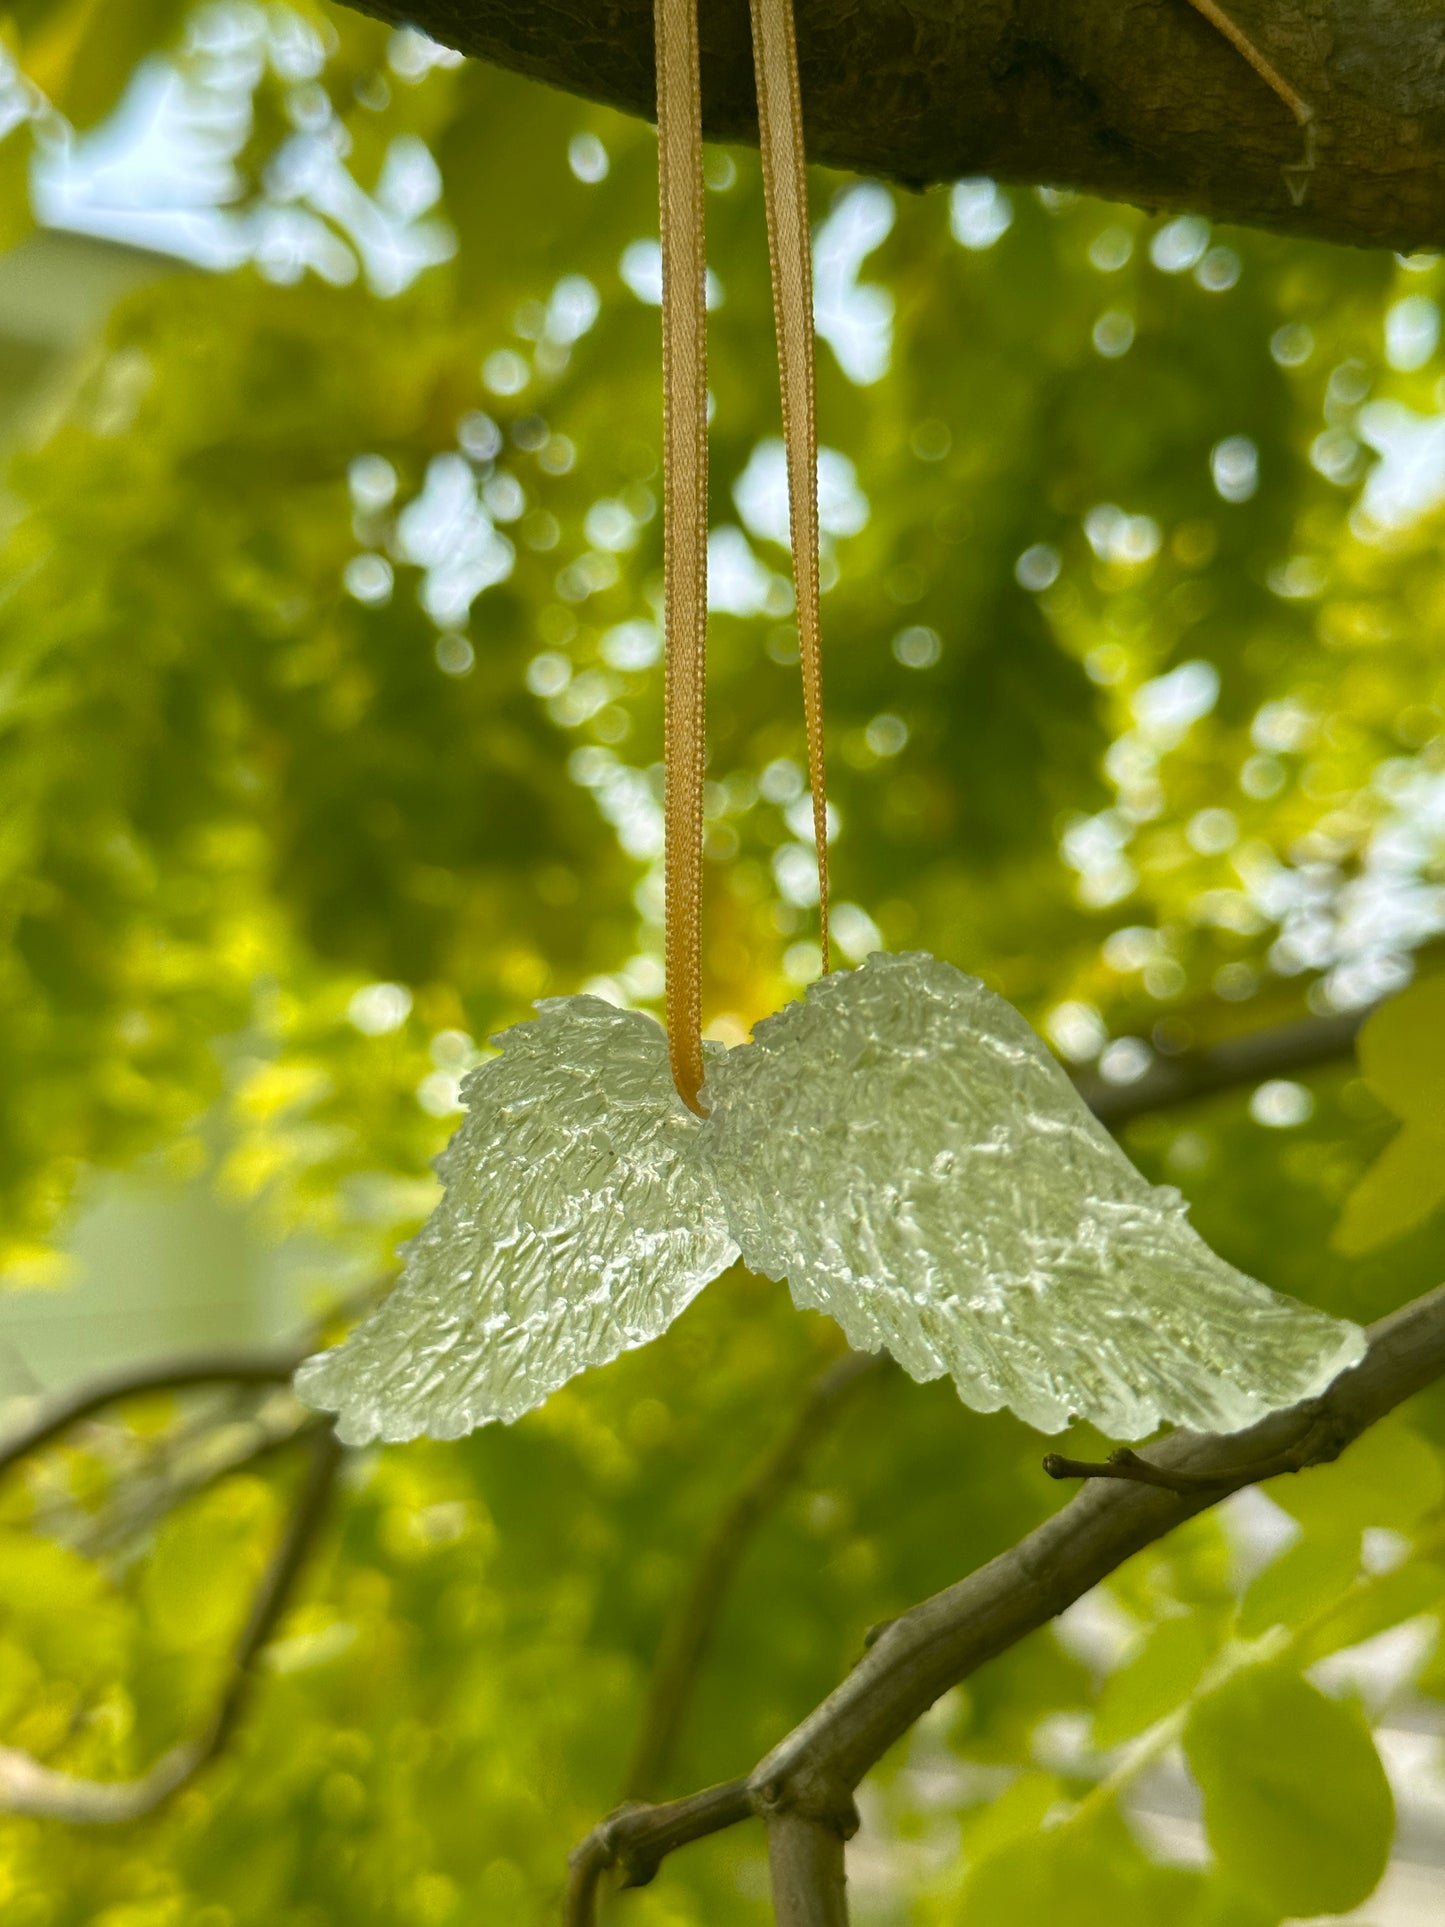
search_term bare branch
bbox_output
[0,1273,388,1483]
[1076,1007,1366,1130]
[567,1280,1445,1897]
[766,1810,850,1926]
[1042,1420,1338,1493]
[624,1349,886,1801]
[0,1425,341,1823]
[566,1779,753,1924]
[33,1403,324,1560]
[0,1350,304,1477]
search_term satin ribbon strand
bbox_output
[749,0,829,974]
[656,0,709,1114]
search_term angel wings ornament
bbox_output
[297,0,1363,1451]
[295,952,1364,1446]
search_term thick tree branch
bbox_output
[347,0,1445,253]
[567,1279,1445,1917]
[0,1424,341,1823]
[766,1810,850,1926]
[623,1348,886,1802]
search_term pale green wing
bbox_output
[701,952,1364,1440]
[295,997,736,1444]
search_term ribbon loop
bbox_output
[750,0,829,973]
[656,0,827,1112]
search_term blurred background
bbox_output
[1,2,1444,1921]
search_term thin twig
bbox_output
[0,1351,304,1478]
[0,1425,341,1822]
[567,1779,753,1924]
[567,1280,1445,1901]
[1042,1420,1335,1494]
[624,1349,887,1802]
[39,1407,326,1559]
[0,1273,388,1485]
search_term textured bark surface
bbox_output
[350,1,1445,252]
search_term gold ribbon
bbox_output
[655,0,709,1113]
[656,0,828,1114]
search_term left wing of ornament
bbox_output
[294,998,738,1444]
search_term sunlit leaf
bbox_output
[953,1809,1203,1926]
[1184,1665,1394,1918]
[1093,1613,1215,1749]
[1296,1558,1445,1666]
[1270,1416,1445,1540]
[1357,974,1445,1132]
[1334,1122,1445,1256]
[1237,1535,1359,1640]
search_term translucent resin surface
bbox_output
[296,953,1364,1445]
[294,998,736,1444]
[702,952,1365,1438]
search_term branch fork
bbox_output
[567,1281,1445,1924]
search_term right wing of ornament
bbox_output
[295,997,737,1445]
[701,951,1364,1440]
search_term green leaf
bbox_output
[1339,975,1445,1253]
[0,1530,127,1680]
[1334,1122,1445,1256]
[1358,974,1445,1131]
[0,125,34,256]
[1177,1884,1281,1927]
[1297,1559,1445,1666]
[1271,1416,1445,1540]
[954,1810,1200,1926]
[1094,1613,1215,1748]
[1184,1665,1393,1917]
[958,1772,1064,1863]
[1237,1536,1359,1639]
[140,1481,273,1652]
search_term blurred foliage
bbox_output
[0,0,1443,1922]
[1337,972,1445,1252]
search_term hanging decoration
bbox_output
[294,0,1364,1448]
